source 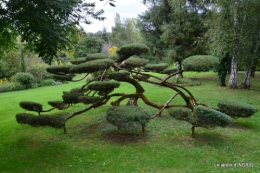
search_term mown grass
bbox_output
[0,72,260,173]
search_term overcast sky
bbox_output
[82,0,148,33]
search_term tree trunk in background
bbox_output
[217,53,229,86]
[228,50,238,89]
[240,63,252,89]
[176,61,183,78]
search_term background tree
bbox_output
[110,13,143,47]
[0,0,107,64]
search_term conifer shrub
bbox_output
[108,71,130,81]
[168,107,192,120]
[46,65,72,75]
[69,59,114,74]
[193,106,231,128]
[48,101,68,110]
[106,106,152,132]
[78,96,101,104]
[16,113,66,128]
[62,92,84,104]
[87,81,120,91]
[52,74,74,81]
[117,43,150,61]
[144,63,169,72]
[123,57,149,69]
[14,72,36,89]
[218,100,258,118]
[19,101,43,113]
[182,55,218,72]
[85,53,109,61]
[70,58,87,65]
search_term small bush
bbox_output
[182,55,218,72]
[106,106,152,132]
[39,79,55,87]
[0,82,25,93]
[194,106,231,128]
[14,72,36,89]
[218,100,258,118]
[168,107,192,120]
[16,113,66,128]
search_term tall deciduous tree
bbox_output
[110,13,143,47]
[0,0,107,64]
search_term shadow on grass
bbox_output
[228,120,259,131]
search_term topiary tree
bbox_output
[182,55,218,72]
[16,43,258,137]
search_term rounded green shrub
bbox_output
[78,96,101,104]
[108,71,130,81]
[69,59,114,74]
[182,55,218,72]
[194,106,231,128]
[106,106,152,132]
[218,100,258,118]
[123,57,149,69]
[48,101,68,110]
[39,79,55,87]
[0,82,25,93]
[117,43,150,61]
[168,107,192,120]
[14,72,36,89]
[46,65,72,75]
[144,63,169,72]
[16,113,66,128]
[19,101,43,113]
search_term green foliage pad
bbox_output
[106,106,152,131]
[19,101,43,112]
[218,100,258,118]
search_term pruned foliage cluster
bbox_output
[19,101,43,113]
[182,55,218,72]
[144,63,169,72]
[218,100,258,118]
[16,113,66,128]
[117,43,150,61]
[106,106,152,132]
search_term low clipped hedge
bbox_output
[19,101,43,113]
[46,65,72,75]
[117,43,150,61]
[69,59,114,74]
[106,106,152,132]
[144,63,169,72]
[218,100,258,118]
[108,71,130,81]
[16,113,66,128]
[182,55,218,72]
[194,106,231,128]
[168,107,192,120]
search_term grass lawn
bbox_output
[0,72,260,173]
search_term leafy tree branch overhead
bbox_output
[0,0,115,64]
